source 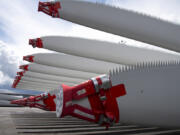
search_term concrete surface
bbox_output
[0,107,180,135]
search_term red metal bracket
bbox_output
[29,38,43,48]
[12,76,21,88]
[17,71,25,76]
[38,1,61,18]
[59,75,126,129]
[15,76,21,80]
[19,65,29,71]
[11,93,56,111]
[23,55,34,62]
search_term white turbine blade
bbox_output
[16,85,47,91]
[109,61,180,128]
[14,61,180,128]
[16,83,56,91]
[39,0,180,53]
[0,94,23,101]
[19,81,59,88]
[30,36,180,65]
[22,71,85,84]
[18,80,76,89]
[23,53,123,74]
[0,100,20,107]
[20,63,99,79]
[21,76,63,85]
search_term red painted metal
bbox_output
[19,65,29,71]
[23,55,34,62]
[17,71,25,76]
[11,93,56,111]
[38,1,61,18]
[11,74,126,129]
[15,76,21,80]
[59,76,126,128]
[29,38,43,48]
[12,76,21,88]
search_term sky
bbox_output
[0,0,180,94]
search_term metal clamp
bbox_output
[98,114,115,127]
[91,74,111,93]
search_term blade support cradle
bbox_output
[11,91,57,111]
[56,74,126,128]
[12,74,126,129]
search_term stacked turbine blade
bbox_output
[38,0,180,53]
[0,94,23,101]
[0,94,23,107]
[23,53,123,74]
[0,89,34,107]
[29,36,180,65]
[11,0,180,129]
[20,63,99,79]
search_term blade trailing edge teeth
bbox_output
[109,60,180,77]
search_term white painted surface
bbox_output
[19,80,59,88]
[56,86,63,117]
[32,53,122,74]
[23,71,83,84]
[0,94,23,101]
[17,81,76,91]
[16,85,49,91]
[22,76,61,85]
[41,36,180,65]
[17,83,53,89]
[28,63,99,79]
[0,100,19,107]
[111,63,180,128]
[58,0,180,53]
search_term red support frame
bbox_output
[38,1,61,18]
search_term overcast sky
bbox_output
[0,0,180,94]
